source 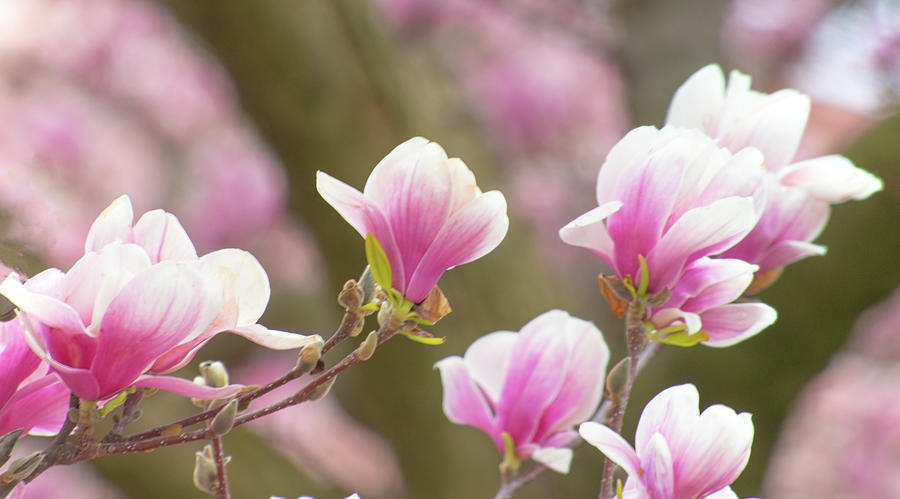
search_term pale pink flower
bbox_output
[317,137,508,303]
[436,310,610,473]
[0,318,69,436]
[580,384,754,499]
[0,196,321,400]
[560,125,765,297]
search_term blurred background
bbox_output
[2,0,899,497]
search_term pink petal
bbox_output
[133,209,198,263]
[677,259,756,314]
[596,126,672,206]
[778,154,883,202]
[651,308,703,334]
[675,407,753,497]
[134,375,242,399]
[91,262,221,399]
[0,277,88,339]
[665,64,726,132]
[758,240,827,271]
[434,356,496,445]
[558,201,623,265]
[41,358,101,401]
[706,487,741,499]
[0,375,69,436]
[200,249,270,327]
[405,190,508,302]
[227,325,322,350]
[463,331,517,405]
[84,195,135,253]
[533,315,609,441]
[531,446,574,474]
[700,303,778,347]
[648,196,756,290]
[496,311,570,448]
[641,433,676,498]
[579,421,641,477]
[635,384,699,461]
[0,320,42,407]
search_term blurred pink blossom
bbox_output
[7,438,125,499]
[317,137,508,303]
[436,310,610,474]
[580,384,754,499]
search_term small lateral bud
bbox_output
[646,287,671,308]
[606,357,632,400]
[198,360,229,388]
[377,301,394,328]
[358,266,376,305]
[193,445,219,494]
[308,376,337,401]
[8,452,41,480]
[0,429,23,469]
[297,338,325,373]
[210,400,238,437]
[191,376,208,408]
[356,331,378,361]
[338,279,364,311]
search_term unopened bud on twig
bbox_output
[7,452,41,480]
[356,331,378,361]
[606,357,632,400]
[199,361,229,388]
[193,445,220,495]
[0,430,23,469]
[211,400,239,437]
[338,279,364,311]
[308,376,337,401]
[377,301,394,329]
[358,266,376,306]
[297,337,325,373]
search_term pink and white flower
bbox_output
[317,137,508,303]
[560,125,766,297]
[0,196,321,400]
[436,310,609,473]
[580,384,754,499]
[0,317,70,436]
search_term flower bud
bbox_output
[337,279,364,311]
[356,331,378,361]
[0,430,23,469]
[605,357,632,401]
[377,301,394,329]
[358,266,376,305]
[199,361,229,388]
[308,376,337,401]
[210,400,238,437]
[7,452,41,480]
[193,445,219,494]
[297,337,325,373]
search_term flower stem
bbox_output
[210,436,231,499]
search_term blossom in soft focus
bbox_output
[580,384,754,499]
[317,137,508,303]
[666,64,883,274]
[7,439,125,499]
[560,126,765,297]
[0,0,322,293]
[0,196,320,400]
[270,495,360,499]
[436,310,609,473]
[0,318,69,436]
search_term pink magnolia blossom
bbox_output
[560,125,765,298]
[317,137,508,303]
[436,310,609,473]
[580,384,754,499]
[0,196,321,400]
[666,65,883,273]
[0,318,70,436]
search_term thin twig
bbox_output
[210,436,231,499]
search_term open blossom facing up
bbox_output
[436,310,609,473]
[317,137,508,303]
[666,64,883,274]
[0,196,321,401]
[0,317,70,436]
[580,384,754,499]
[559,125,765,297]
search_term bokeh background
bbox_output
[3,0,899,498]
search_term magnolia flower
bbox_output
[0,196,320,400]
[436,310,609,473]
[580,384,753,499]
[560,125,765,298]
[666,65,883,274]
[0,318,70,436]
[317,137,508,303]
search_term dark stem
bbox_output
[105,390,144,441]
[23,394,78,483]
[210,436,231,499]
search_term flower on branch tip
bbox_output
[0,195,321,401]
[317,137,509,304]
[580,383,754,499]
[436,310,610,474]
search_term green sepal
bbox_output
[616,479,624,499]
[409,315,436,326]
[365,232,392,293]
[656,329,709,347]
[637,254,649,298]
[98,387,135,418]
[621,277,637,300]
[358,302,379,312]
[401,330,445,345]
[500,432,520,476]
